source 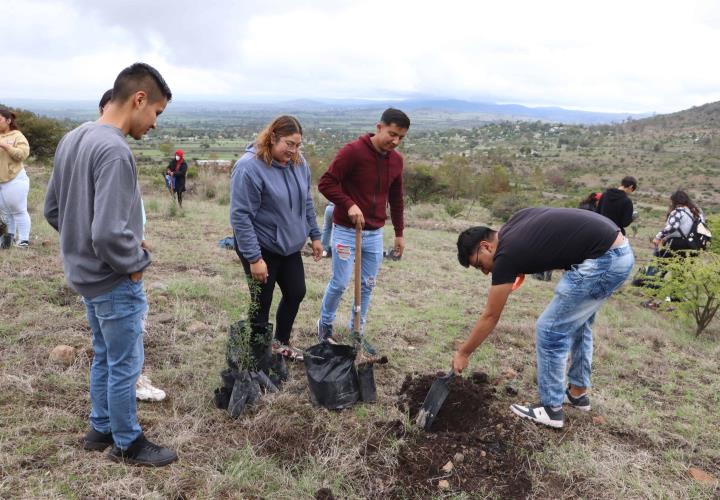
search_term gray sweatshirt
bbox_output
[44,122,150,298]
[230,145,321,261]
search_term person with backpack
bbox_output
[597,176,637,235]
[652,190,708,252]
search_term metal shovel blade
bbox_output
[415,370,454,430]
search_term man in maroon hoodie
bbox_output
[317,108,410,356]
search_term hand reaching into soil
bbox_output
[452,350,469,375]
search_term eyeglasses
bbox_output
[281,138,302,151]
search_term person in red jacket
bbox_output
[316,108,410,357]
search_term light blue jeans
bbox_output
[84,278,147,449]
[320,202,334,252]
[320,224,384,333]
[536,239,634,407]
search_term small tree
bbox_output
[644,252,720,336]
[404,163,445,203]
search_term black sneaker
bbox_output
[107,433,177,467]
[83,428,114,451]
[564,387,591,411]
[510,403,564,428]
[317,320,337,344]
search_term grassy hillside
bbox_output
[0,167,718,498]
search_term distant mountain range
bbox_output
[9,97,652,126]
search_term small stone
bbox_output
[441,461,454,472]
[688,467,718,486]
[438,479,450,490]
[495,423,503,430]
[50,345,76,366]
[148,282,168,292]
[592,415,606,425]
[480,450,487,457]
[155,313,174,324]
[186,320,208,334]
[453,452,464,463]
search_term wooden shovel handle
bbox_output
[354,221,362,335]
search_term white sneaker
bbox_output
[510,403,564,428]
[136,374,166,402]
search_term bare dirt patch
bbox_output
[394,372,539,498]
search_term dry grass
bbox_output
[0,165,719,498]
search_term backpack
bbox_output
[682,217,713,250]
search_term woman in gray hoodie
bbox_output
[231,116,322,361]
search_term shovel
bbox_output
[415,369,455,430]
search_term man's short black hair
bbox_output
[621,176,638,191]
[111,62,172,104]
[380,108,410,129]
[99,89,113,112]
[457,226,496,268]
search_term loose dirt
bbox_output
[393,372,540,498]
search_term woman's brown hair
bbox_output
[0,108,18,131]
[669,190,701,219]
[254,115,303,166]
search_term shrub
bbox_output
[404,163,445,203]
[490,192,533,222]
[643,252,720,336]
[1,105,67,162]
[443,199,465,218]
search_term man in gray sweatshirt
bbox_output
[44,63,177,467]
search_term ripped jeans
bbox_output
[535,239,634,407]
[319,224,384,334]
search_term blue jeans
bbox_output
[320,224,384,333]
[536,239,634,407]
[84,279,147,449]
[320,203,334,252]
[165,175,176,191]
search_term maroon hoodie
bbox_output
[318,134,404,236]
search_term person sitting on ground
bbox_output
[164,149,187,206]
[45,63,176,466]
[652,190,705,253]
[316,108,410,359]
[452,207,634,429]
[231,115,322,362]
[0,108,32,249]
[596,176,637,235]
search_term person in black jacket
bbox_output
[164,149,188,206]
[597,176,637,234]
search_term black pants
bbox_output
[237,246,306,344]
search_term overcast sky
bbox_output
[4,0,720,113]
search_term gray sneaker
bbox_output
[317,320,336,344]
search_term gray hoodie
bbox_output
[44,122,150,298]
[230,145,320,261]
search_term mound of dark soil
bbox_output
[393,372,539,498]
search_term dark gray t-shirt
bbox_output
[44,122,150,298]
[491,207,619,285]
